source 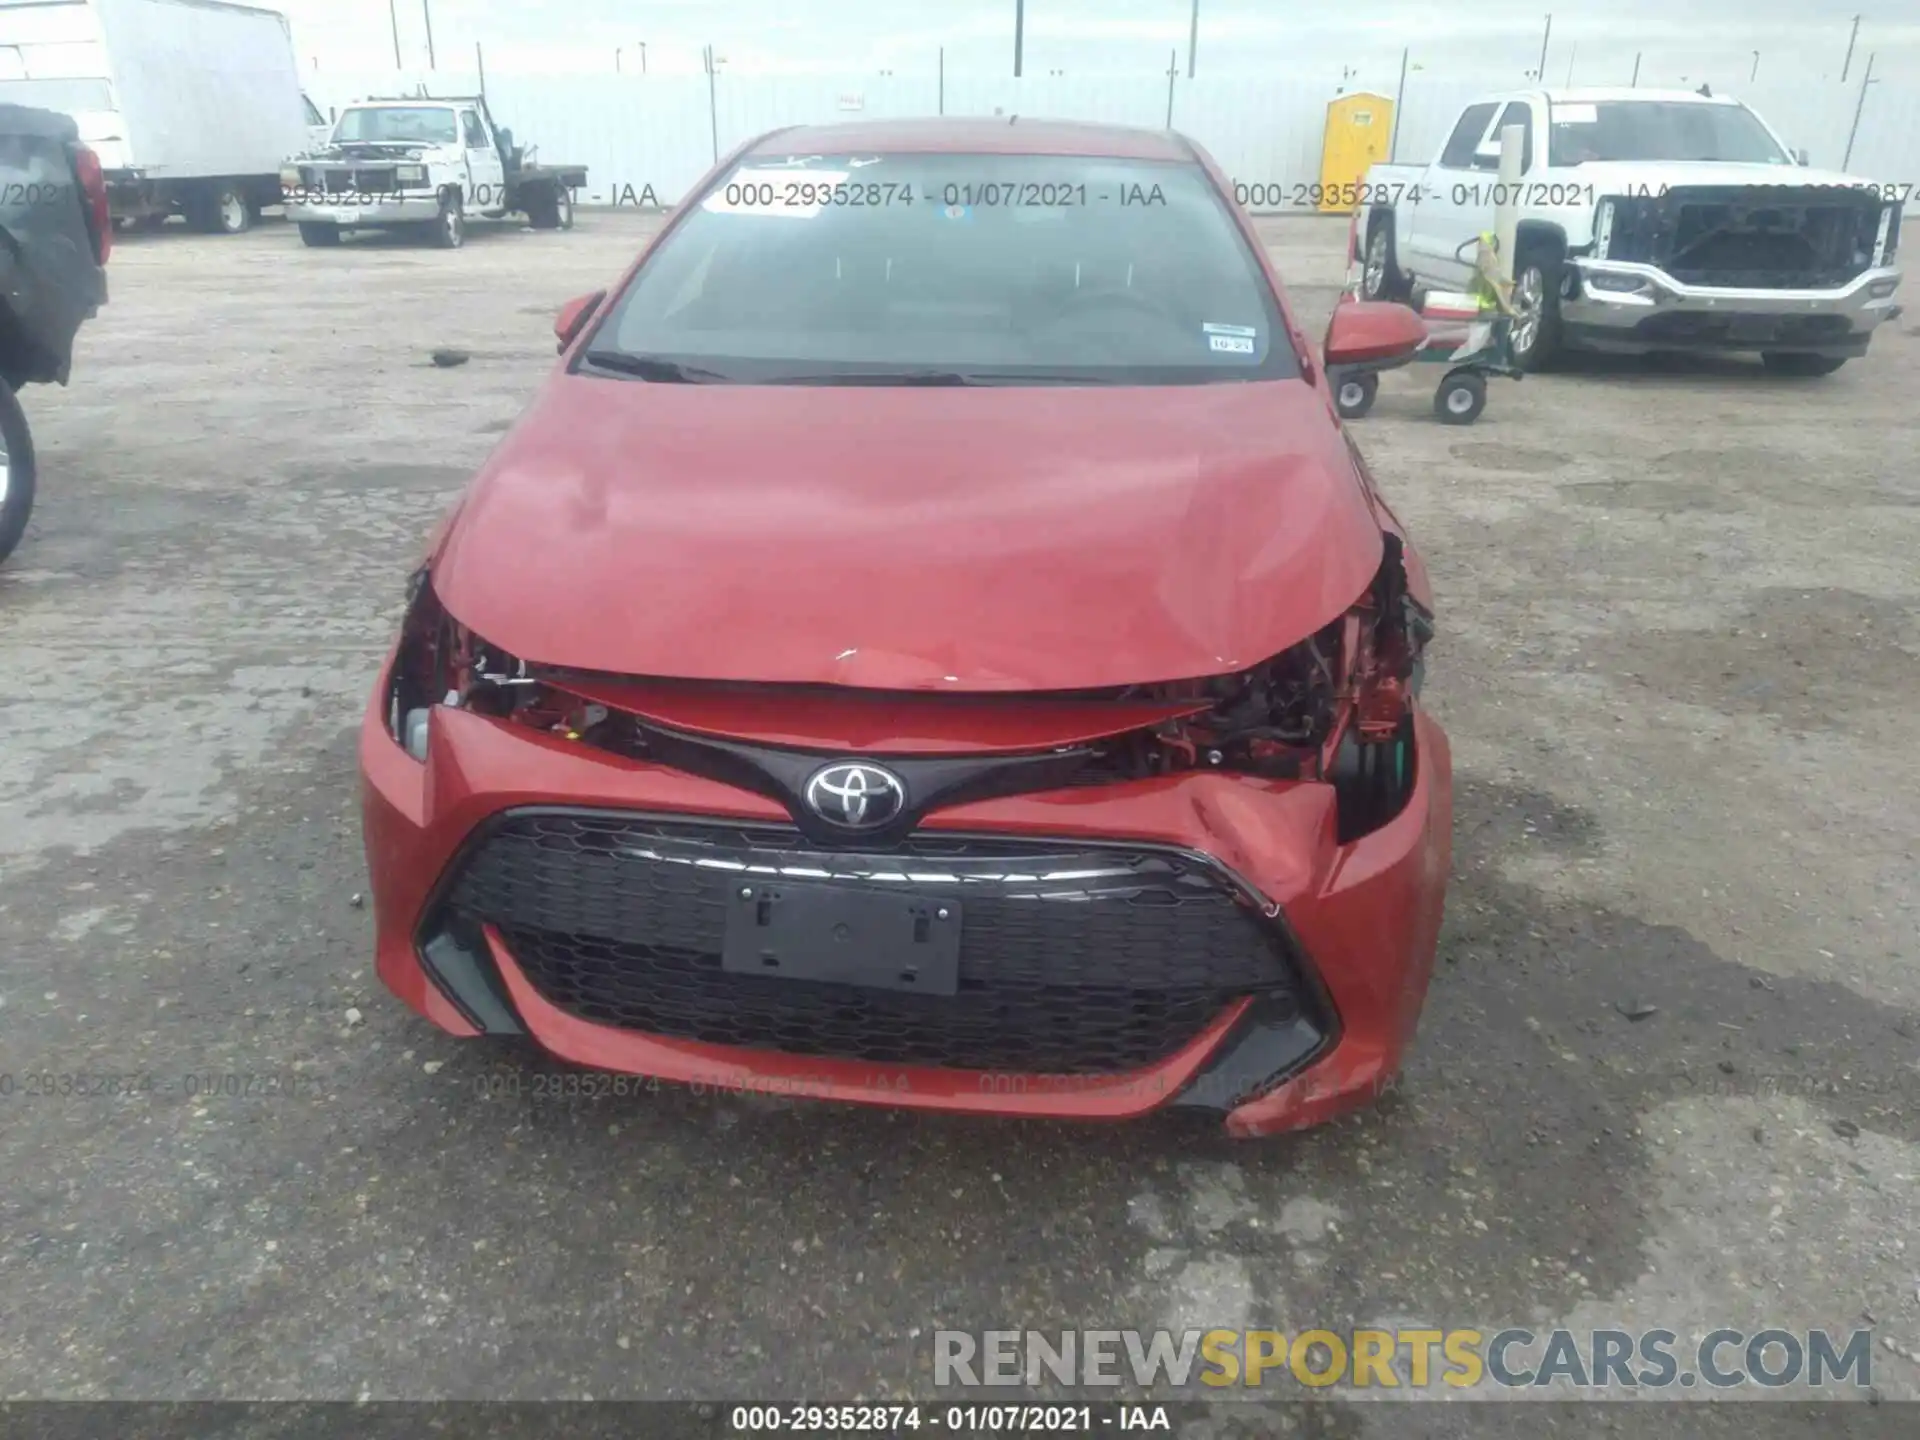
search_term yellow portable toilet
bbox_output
[1318,91,1394,213]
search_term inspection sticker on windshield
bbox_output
[704,168,852,218]
[1209,334,1256,355]
[1203,322,1258,338]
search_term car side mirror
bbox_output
[1324,301,1426,369]
[555,289,605,351]
[1471,141,1503,171]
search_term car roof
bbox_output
[745,116,1194,161]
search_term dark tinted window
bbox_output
[1439,103,1499,168]
[1491,101,1534,171]
[590,151,1297,386]
[1548,101,1792,165]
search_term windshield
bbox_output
[332,106,459,145]
[587,151,1295,385]
[1548,101,1791,165]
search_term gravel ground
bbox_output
[0,209,1915,1436]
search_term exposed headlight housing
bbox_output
[1593,199,1615,260]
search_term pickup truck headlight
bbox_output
[396,164,429,185]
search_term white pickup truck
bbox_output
[283,95,586,249]
[1353,88,1904,374]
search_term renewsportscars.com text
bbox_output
[934,1327,1873,1393]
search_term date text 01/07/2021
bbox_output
[726,1403,1174,1433]
[715,179,1170,209]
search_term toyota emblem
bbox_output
[803,762,907,830]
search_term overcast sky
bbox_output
[281,0,1920,88]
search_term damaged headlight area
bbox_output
[1080,533,1434,840]
[387,539,1434,845]
[386,567,626,762]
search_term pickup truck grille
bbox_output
[299,166,396,195]
[1604,186,1890,289]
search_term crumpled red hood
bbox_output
[432,373,1384,691]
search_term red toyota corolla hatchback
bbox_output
[360,118,1452,1137]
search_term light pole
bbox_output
[1187,0,1199,79]
[388,0,402,68]
[1014,0,1024,77]
[421,0,435,70]
[1750,51,1759,81]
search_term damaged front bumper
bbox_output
[359,671,1454,1138]
[283,193,440,227]
[1562,258,1903,354]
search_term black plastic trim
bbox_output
[410,805,1343,1071]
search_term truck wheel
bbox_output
[188,183,254,234]
[1761,352,1847,377]
[1361,221,1408,301]
[1334,371,1379,420]
[298,222,341,247]
[1434,371,1487,424]
[0,380,38,567]
[1509,252,1564,371]
[525,183,560,229]
[434,192,466,249]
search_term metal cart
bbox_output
[1329,234,1524,425]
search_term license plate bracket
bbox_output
[1726,313,1778,342]
[721,882,961,996]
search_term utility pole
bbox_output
[1750,51,1759,81]
[1564,40,1576,86]
[388,0,402,68]
[1014,0,1024,77]
[1389,46,1408,161]
[704,44,720,164]
[640,42,647,74]
[1186,0,1199,79]
[421,0,435,69]
[1840,14,1860,82]
[475,41,485,95]
[1536,14,1551,84]
[938,47,945,114]
[1843,50,1877,168]
[1630,52,1641,86]
[1164,48,1176,128]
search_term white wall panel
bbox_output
[300,67,1920,210]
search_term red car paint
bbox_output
[361,119,1451,1136]
[434,382,1390,691]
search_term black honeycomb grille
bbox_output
[441,811,1306,1073]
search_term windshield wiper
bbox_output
[581,351,738,383]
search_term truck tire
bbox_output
[299,222,341,247]
[525,183,560,229]
[1361,220,1409,301]
[1761,352,1848,377]
[0,380,38,567]
[1509,249,1565,372]
[434,192,466,249]
[187,182,254,235]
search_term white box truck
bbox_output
[0,0,313,234]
